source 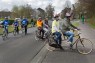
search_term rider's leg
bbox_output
[43,28,48,37]
[57,32,63,50]
[41,29,44,39]
[54,32,59,45]
[65,31,74,43]
[6,27,8,34]
[64,31,74,48]
[54,32,63,49]
[17,27,19,34]
[25,25,27,35]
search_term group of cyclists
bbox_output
[36,17,50,39]
[0,10,80,50]
[36,11,80,50]
[0,16,29,36]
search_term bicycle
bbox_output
[35,28,42,40]
[35,27,51,41]
[13,26,18,36]
[31,22,35,27]
[2,26,8,40]
[71,30,93,54]
[47,30,93,54]
[21,25,25,35]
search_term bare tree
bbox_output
[45,4,54,19]
[37,8,46,19]
[11,4,33,18]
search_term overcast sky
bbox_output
[0,0,75,13]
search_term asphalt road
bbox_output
[0,27,45,63]
[42,20,95,63]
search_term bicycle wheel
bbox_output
[13,30,16,36]
[22,28,25,35]
[2,33,5,40]
[35,30,40,40]
[48,35,55,46]
[2,31,7,40]
[76,38,93,54]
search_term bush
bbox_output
[9,20,14,25]
[28,19,37,25]
[0,19,14,25]
[86,18,95,28]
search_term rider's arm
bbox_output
[26,19,28,25]
[68,21,78,30]
[43,22,48,28]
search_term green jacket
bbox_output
[60,19,77,33]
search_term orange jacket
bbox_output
[36,20,43,27]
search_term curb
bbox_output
[30,44,48,63]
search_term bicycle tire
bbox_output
[2,31,6,40]
[13,30,16,36]
[22,28,25,35]
[35,30,40,40]
[48,35,55,46]
[2,34,5,40]
[76,38,93,54]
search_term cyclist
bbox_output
[21,16,28,35]
[81,14,85,24]
[31,18,35,27]
[36,17,44,39]
[43,18,50,38]
[51,15,64,50]
[61,11,80,48]
[13,18,19,34]
[2,17,9,34]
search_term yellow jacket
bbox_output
[52,20,60,33]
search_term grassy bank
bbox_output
[72,21,79,27]
[0,24,32,35]
[86,17,95,29]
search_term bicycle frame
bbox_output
[21,25,25,34]
[71,33,82,47]
[2,26,8,40]
[13,26,18,35]
[3,26,8,32]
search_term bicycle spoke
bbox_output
[76,38,93,54]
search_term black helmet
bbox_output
[54,15,59,18]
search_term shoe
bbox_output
[70,44,73,49]
[58,45,65,51]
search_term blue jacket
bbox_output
[2,20,9,26]
[21,19,28,25]
[13,21,19,26]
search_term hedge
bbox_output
[9,20,14,25]
[0,19,37,25]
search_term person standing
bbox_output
[81,14,85,24]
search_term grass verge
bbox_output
[0,24,32,35]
